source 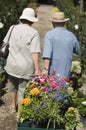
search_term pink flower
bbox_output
[39,81,45,85]
[54,85,60,90]
[51,83,59,90]
[64,78,69,82]
[40,87,48,92]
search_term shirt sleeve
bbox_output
[30,31,41,53]
[42,33,52,59]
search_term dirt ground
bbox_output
[0,5,86,130]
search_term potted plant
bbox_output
[18,71,83,130]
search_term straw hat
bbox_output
[50,12,69,23]
[20,8,38,22]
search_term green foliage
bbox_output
[0,0,30,45]
[0,0,17,44]
[72,90,86,117]
[56,0,75,16]
[16,0,30,16]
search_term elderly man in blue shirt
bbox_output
[42,12,80,78]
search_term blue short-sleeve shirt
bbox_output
[42,27,80,78]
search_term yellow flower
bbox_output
[51,7,60,13]
[68,107,75,111]
[30,88,40,96]
[21,98,31,106]
[30,83,36,88]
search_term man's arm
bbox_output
[73,37,81,55]
[42,58,50,75]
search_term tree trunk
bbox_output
[80,0,84,13]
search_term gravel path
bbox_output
[0,4,86,130]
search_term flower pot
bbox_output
[18,122,64,130]
[18,127,64,130]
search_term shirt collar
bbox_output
[55,27,66,30]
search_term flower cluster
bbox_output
[71,61,81,74]
[19,72,82,130]
[70,60,82,89]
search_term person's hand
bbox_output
[35,69,42,76]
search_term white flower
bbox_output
[82,101,86,106]
[0,22,4,28]
[74,24,79,30]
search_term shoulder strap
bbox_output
[7,25,15,43]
